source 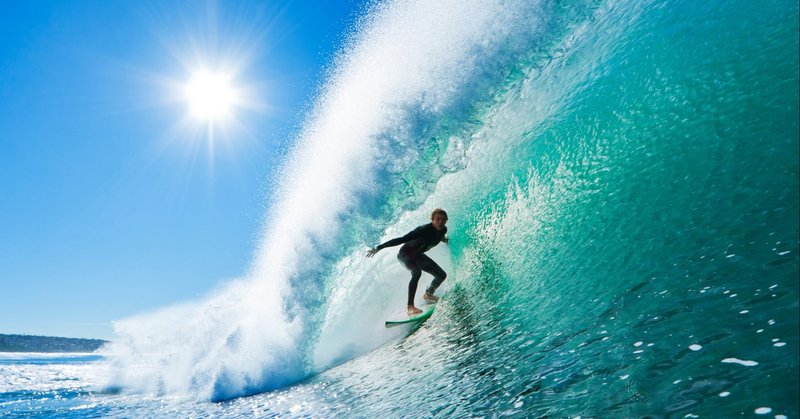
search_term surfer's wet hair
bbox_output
[431,208,448,220]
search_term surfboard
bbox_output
[384,304,436,328]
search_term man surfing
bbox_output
[366,209,449,316]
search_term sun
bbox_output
[184,70,238,122]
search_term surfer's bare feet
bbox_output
[423,293,439,304]
[407,305,423,316]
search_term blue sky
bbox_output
[0,0,368,340]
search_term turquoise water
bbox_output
[5,0,798,416]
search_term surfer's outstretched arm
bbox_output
[366,229,422,258]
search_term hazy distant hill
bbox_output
[0,334,107,353]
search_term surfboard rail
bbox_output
[384,304,436,328]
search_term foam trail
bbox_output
[103,0,546,400]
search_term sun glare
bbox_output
[185,71,237,121]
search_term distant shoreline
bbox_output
[0,333,107,353]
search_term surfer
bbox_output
[366,209,450,316]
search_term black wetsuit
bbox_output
[376,223,448,306]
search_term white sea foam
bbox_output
[0,353,107,394]
[721,358,758,367]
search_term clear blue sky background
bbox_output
[0,0,367,339]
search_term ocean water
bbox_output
[3,0,798,417]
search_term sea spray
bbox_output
[104,277,303,400]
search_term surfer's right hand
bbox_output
[366,247,379,258]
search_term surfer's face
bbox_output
[431,214,448,230]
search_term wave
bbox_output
[102,0,799,407]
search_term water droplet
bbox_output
[719,391,730,397]
[754,407,771,414]
[620,374,629,380]
[634,341,643,347]
[773,342,786,347]
[689,344,702,351]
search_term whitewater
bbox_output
[3,0,798,416]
